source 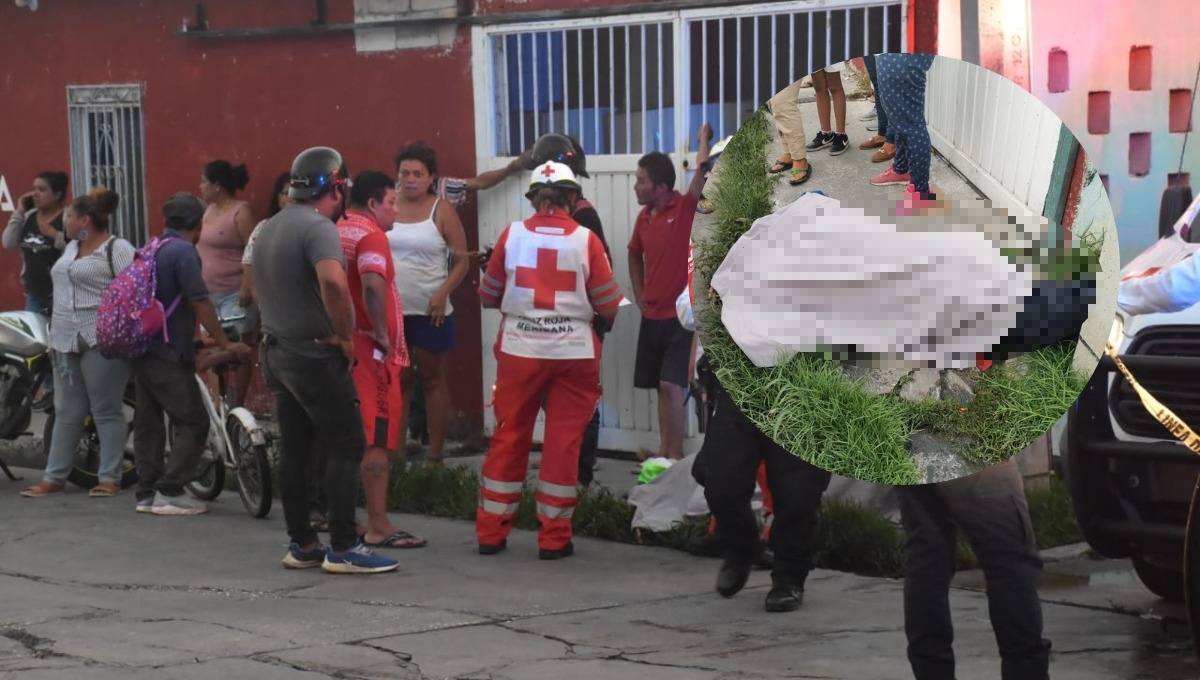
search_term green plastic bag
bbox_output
[637,459,673,484]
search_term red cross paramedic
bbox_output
[476,161,624,560]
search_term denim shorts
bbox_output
[210,290,259,339]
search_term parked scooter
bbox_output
[0,310,136,487]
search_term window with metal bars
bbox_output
[67,85,149,246]
[486,3,902,159]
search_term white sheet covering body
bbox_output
[709,192,1035,369]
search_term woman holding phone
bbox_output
[3,170,70,409]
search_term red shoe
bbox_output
[871,164,911,186]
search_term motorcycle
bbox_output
[0,310,137,488]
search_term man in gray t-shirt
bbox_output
[253,203,345,343]
[253,146,398,576]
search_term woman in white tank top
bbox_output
[389,143,469,465]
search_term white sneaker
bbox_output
[149,491,208,516]
[860,108,878,121]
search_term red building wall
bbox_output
[0,0,487,427]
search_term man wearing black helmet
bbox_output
[252,146,399,575]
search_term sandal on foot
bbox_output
[768,159,792,174]
[89,483,120,498]
[788,163,813,186]
[364,530,427,549]
[20,481,64,498]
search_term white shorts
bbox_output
[823,61,846,73]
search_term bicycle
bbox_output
[181,317,273,518]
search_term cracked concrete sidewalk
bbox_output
[0,466,1194,680]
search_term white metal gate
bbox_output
[471,0,905,453]
[67,84,149,245]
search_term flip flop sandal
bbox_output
[20,482,64,498]
[768,159,792,174]
[788,163,813,186]
[364,530,428,549]
[89,483,120,498]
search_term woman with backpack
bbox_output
[20,187,136,499]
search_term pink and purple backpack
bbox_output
[96,236,182,360]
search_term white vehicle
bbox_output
[1063,190,1200,602]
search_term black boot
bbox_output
[716,558,752,598]
[478,539,507,555]
[764,582,804,612]
[539,541,575,560]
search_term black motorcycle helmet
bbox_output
[288,146,350,201]
[523,133,589,178]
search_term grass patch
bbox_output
[1001,226,1105,282]
[901,342,1088,467]
[1026,474,1084,550]
[813,498,905,577]
[737,355,921,485]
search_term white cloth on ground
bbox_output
[709,192,1034,369]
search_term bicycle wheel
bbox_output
[227,415,271,518]
[179,420,226,501]
[60,393,138,490]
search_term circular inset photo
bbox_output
[690,54,1117,485]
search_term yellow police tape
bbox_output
[1107,315,1200,659]
[1104,316,1200,453]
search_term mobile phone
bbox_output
[21,195,34,211]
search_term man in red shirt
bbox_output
[628,123,713,460]
[336,170,425,550]
[477,162,623,559]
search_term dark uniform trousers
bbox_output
[692,386,832,588]
[896,456,1051,680]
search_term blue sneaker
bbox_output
[322,542,399,574]
[282,542,325,569]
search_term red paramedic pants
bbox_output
[477,351,601,551]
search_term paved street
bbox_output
[0,465,1195,680]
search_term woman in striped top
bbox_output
[20,187,137,499]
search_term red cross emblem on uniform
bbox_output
[541,165,556,178]
[515,247,577,309]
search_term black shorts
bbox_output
[634,317,695,389]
